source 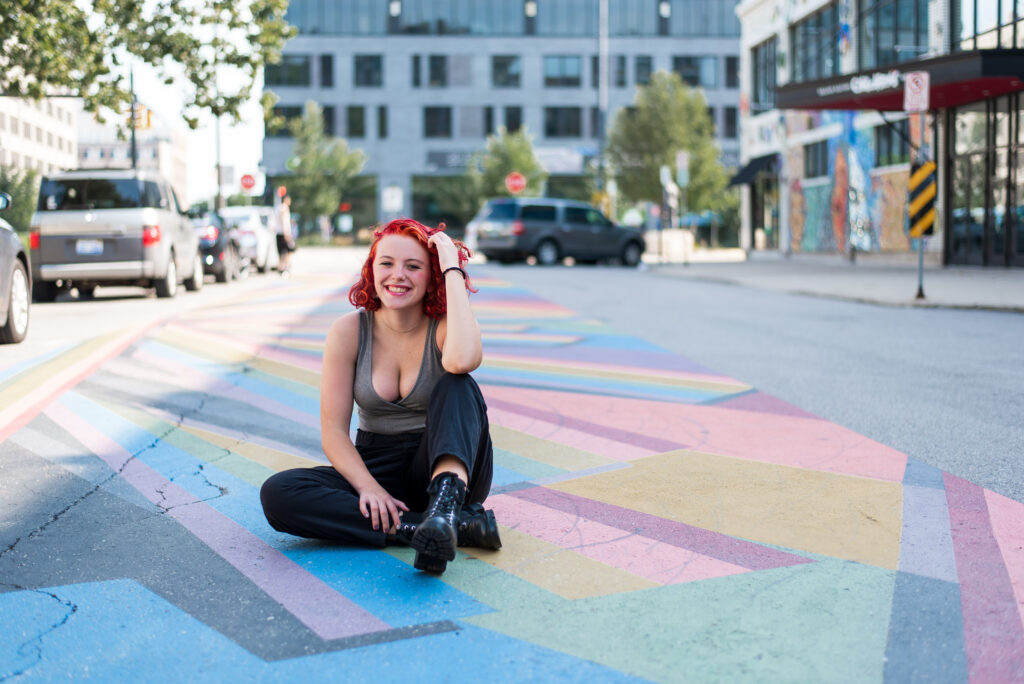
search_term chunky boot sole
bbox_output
[413,550,447,574]
[411,518,458,561]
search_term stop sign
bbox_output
[240,174,255,190]
[504,172,526,194]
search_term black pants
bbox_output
[260,373,493,546]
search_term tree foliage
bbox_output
[0,166,40,233]
[0,0,295,127]
[606,70,731,213]
[285,102,366,224]
[469,127,548,200]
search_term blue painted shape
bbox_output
[0,342,75,385]
[883,572,967,683]
[899,484,958,583]
[285,547,491,626]
[0,580,643,682]
[902,458,946,489]
[490,462,533,488]
[475,366,728,403]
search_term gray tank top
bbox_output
[353,310,446,434]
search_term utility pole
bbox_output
[596,0,608,192]
[214,18,224,210]
[130,67,138,170]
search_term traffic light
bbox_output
[277,185,288,197]
[339,202,352,213]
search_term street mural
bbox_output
[1,272,1022,681]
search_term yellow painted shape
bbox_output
[909,181,936,216]
[909,160,936,188]
[462,527,657,599]
[179,423,323,472]
[551,449,903,569]
[0,329,125,404]
[490,424,615,471]
[910,208,936,238]
[481,357,749,394]
[154,327,320,386]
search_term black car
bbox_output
[191,212,248,283]
[0,192,30,344]
[466,197,646,267]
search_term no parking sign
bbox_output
[904,71,929,112]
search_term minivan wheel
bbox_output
[155,254,178,298]
[621,241,643,267]
[535,240,560,266]
[0,260,29,343]
[184,251,204,291]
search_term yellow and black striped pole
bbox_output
[909,160,936,238]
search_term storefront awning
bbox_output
[776,49,1024,111]
[729,154,776,186]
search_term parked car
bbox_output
[191,211,247,283]
[467,197,646,267]
[30,169,202,300]
[219,206,276,273]
[0,192,30,344]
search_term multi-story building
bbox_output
[77,107,190,206]
[735,0,1024,267]
[0,97,79,176]
[262,0,741,226]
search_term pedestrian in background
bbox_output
[275,195,294,277]
[259,218,501,574]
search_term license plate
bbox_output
[76,239,104,255]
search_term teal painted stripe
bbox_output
[494,447,570,481]
[476,371,730,404]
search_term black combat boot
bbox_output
[458,503,502,550]
[386,519,449,574]
[411,472,466,563]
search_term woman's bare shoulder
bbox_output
[326,311,362,352]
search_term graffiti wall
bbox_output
[786,112,913,254]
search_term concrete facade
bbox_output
[0,97,79,176]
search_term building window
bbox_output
[354,55,383,87]
[544,55,582,87]
[725,56,739,88]
[751,38,777,114]
[792,3,841,80]
[860,0,930,67]
[396,1,524,35]
[537,2,597,35]
[320,54,334,88]
[265,55,312,86]
[724,106,738,139]
[672,56,718,88]
[424,106,452,137]
[614,55,627,87]
[635,55,652,85]
[804,140,829,178]
[347,106,364,138]
[484,106,494,136]
[505,106,522,133]
[266,105,302,137]
[412,55,422,87]
[492,55,521,87]
[322,106,336,136]
[874,119,911,166]
[378,105,388,139]
[544,107,582,137]
[428,55,448,87]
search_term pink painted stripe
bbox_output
[45,400,389,640]
[0,322,156,444]
[484,352,746,386]
[163,322,323,371]
[485,406,658,461]
[510,486,814,571]
[132,347,318,429]
[984,489,1024,636]
[485,396,685,454]
[487,494,750,584]
[714,391,823,420]
[944,473,1024,681]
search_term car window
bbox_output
[481,202,516,220]
[586,209,612,227]
[564,207,588,223]
[38,178,142,210]
[169,187,183,214]
[142,182,167,209]
[520,204,556,221]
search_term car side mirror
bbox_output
[0,192,11,211]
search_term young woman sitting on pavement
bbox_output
[259,218,500,574]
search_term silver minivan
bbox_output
[30,169,202,300]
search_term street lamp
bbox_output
[597,0,608,192]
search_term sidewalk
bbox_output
[647,248,1024,312]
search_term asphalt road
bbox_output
[479,260,1024,504]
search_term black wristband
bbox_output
[442,266,466,280]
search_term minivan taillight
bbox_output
[202,225,219,241]
[512,220,525,235]
[29,230,40,249]
[142,225,161,246]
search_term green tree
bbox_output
[0,0,294,126]
[0,166,40,233]
[284,102,366,230]
[429,175,484,230]
[606,70,731,214]
[469,126,548,199]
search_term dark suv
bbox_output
[467,198,645,266]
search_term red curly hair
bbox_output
[348,218,475,320]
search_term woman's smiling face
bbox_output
[372,233,432,310]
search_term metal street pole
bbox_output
[130,67,138,170]
[915,109,927,300]
[597,0,608,192]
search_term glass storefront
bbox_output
[947,93,1023,266]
